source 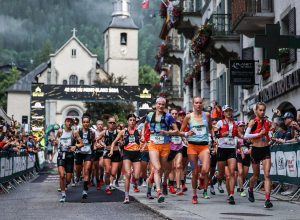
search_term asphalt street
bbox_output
[0,166,165,220]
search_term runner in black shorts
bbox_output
[56,117,82,203]
[98,116,120,195]
[111,114,142,203]
[93,120,105,190]
[236,121,251,197]
[244,102,273,208]
[75,113,95,201]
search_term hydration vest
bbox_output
[219,119,238,137]
[149,112,169,133]
[123,128,140,146]
[104,130,118,146]
[251,118,271,141]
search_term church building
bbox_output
[6,0,139,127]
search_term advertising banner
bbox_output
[284,151,297,178]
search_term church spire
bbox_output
[112,0,131,18]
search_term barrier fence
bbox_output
[0,151,37,193]
[248,142,300,200]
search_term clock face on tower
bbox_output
[120,46,128,55]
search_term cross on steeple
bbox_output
[72,28,77,37]
[255,24,300,59]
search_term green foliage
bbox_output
[0,0,162,70]
[85,73,135,124]
[139,65,160,85]
[0,67,21,110]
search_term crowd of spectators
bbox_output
[0,120,41,155]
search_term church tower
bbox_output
[104,0,139,86]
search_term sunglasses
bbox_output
[108,121,116,124]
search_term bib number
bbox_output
[193,127,207,136]
[150,135,165,144]
[171,136,182,144]
[225,137,235,145]
[81,144,91,153]
[128,136,135,144]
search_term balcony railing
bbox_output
[166,36,183,51]
[245,0,273,14]
[208,14,235,36]
[183,0,194,12]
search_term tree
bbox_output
[0,67,21,111]
[139,64,160,85]
[85,73,135,124]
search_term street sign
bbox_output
[229,60,255,85]
[255,24,300,59]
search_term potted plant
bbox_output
[278,48,289,64]
[258,59,270,80]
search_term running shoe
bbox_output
[176,188,184,196]
[248,189,255,202]
[210,186,216,195]
[147,193,154,200]
[59,195,66,203]
[237,188,241,193]
[217,184,224,193]
[71,182,76,187]
[134,187,140,193]
[192,195,198,204]
[162,184,168,196]
[106,188,112,195]
[240,191,247,197]
[57,188,61,192]
[110,185,116,191]
[211,176,217,185]
[228,196,235,205]
[182,184,188,192]
[169,186,176,194]
[138,178,143,186]
[203,191,210,199]
[264,200,273,208]
[123,197,130,204]
[142,182,147,188]
[157,192,165,203]
[115,181,120,188]
[82,191,88,200]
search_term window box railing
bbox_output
[208,14,235,36]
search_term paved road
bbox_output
[0,166,165,220]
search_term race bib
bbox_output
[150,135,165,144]
[128,136,135,144]
[193,126,207,136]
[225,137,235,145]
[171,136,182,144]
[80,144,91,153]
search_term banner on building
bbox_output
[229,60,255,85]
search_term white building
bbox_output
[7,0,140,126]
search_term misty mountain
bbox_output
[0,0,162,71]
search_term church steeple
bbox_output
[112,0,131,18]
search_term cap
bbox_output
[237,121,246,127]
[64,116,74,122]
[222,105,233,112]
[283,112,294,119]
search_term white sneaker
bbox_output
[59,196,66,203]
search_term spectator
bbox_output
[211,101,222,120]
[282,112,299,143]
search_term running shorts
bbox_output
[237,154,251,167]
[148,143,170,158]
[75,153,93,165]
[167,149,183,162]
[103,150,122,163]
[123,150,141,163]
[217,148,236,162]
[141,152,150,162]
[251,146,271,164]
[187,144,209,155]
[57,152,74,173]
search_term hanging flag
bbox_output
[142,0,150,9]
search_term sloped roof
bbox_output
[6,62,49,93]
[106,17,139,31]
[50,35,97,58]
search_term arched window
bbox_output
[63,80,68,85]
[69,75,78,85]
[67,110,79,117]
[120,33,127,45]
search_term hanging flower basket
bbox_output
[191,25,213,57]
[258,59,270,80]
[159,44,169,57]
[160,2,168,18]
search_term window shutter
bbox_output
[288,7,297,63]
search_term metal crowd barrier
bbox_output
[247,142,300,201]
[0,151,38,193]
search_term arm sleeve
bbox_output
[244,127,260,139]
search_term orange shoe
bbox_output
[192,195,198,204]
[106,188,112,195]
